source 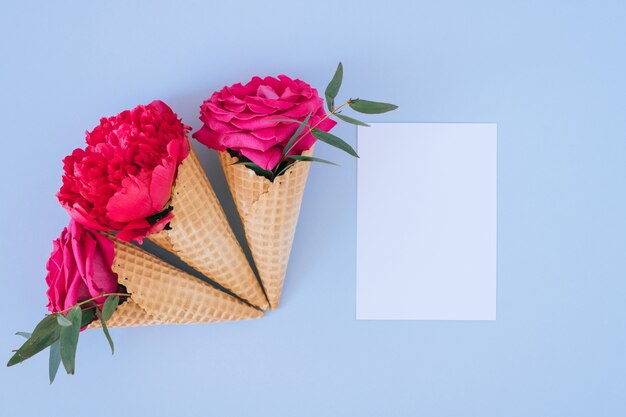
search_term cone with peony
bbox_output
[91,237,262,328]
[147,146,269,311]
[56,100,267,311]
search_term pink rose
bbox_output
[193,75,337,170]
[57,100,190,242]
[46,220,118,314]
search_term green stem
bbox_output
[55,293,130,315]
[272,100,350,178]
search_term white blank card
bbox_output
[356,123,497,320]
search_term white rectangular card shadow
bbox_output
[356,123,497,320]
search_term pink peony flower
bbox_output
[45,220,118,314]
[193,75,336,170]
[57,100,190,242]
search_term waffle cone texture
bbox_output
[90,237,262,328]
[148,146,268,310]
[217,149,313,309]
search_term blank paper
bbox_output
[356,123,497,320]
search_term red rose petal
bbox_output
[239,146,283,171]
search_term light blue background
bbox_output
[1,1,624,416]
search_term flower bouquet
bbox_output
[8,62,396,382]
[194,63,397,308]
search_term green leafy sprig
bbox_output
[235,62,398,181]
[7,293,127,383]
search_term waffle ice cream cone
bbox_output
[217,149,313,309]
[90,238,263,329]
[148,146,268,311]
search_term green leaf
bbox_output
[233,161,275,180]
[282,112,312,156]
[56,314,72,327]
[15,332,31,339]
[80,308,96,327]
[349,99,398,114]
[146,205,174,226]
[311,128,359,158]
[102,295,119,321]
[48,340,61,384]
[287,155,339,166]
[7,315,60,367]
[325,62,343,111]
[59,306,81,375]
[334,113,370,127]
[96,309,114,355]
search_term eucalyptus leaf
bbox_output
[102,295,119,321]
[311,128,359,158]
[349,99,398,114]
[48,340,61,384]
[282,112,312,157]
[274,162,295,178]
[96,309,115,354]
[146,205,174,226]
[325,62,343,111]
[80,308,96,327]
[287,155,339,166]
[7,315,60,367]
[56,314,72,327]
[59,306,81,375]
[334,113,370,127]
[15,332,31,339]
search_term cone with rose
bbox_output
[7,220,261,383]
[194,63,398,308]
[217,147,315,308]
[56,100,268,310]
